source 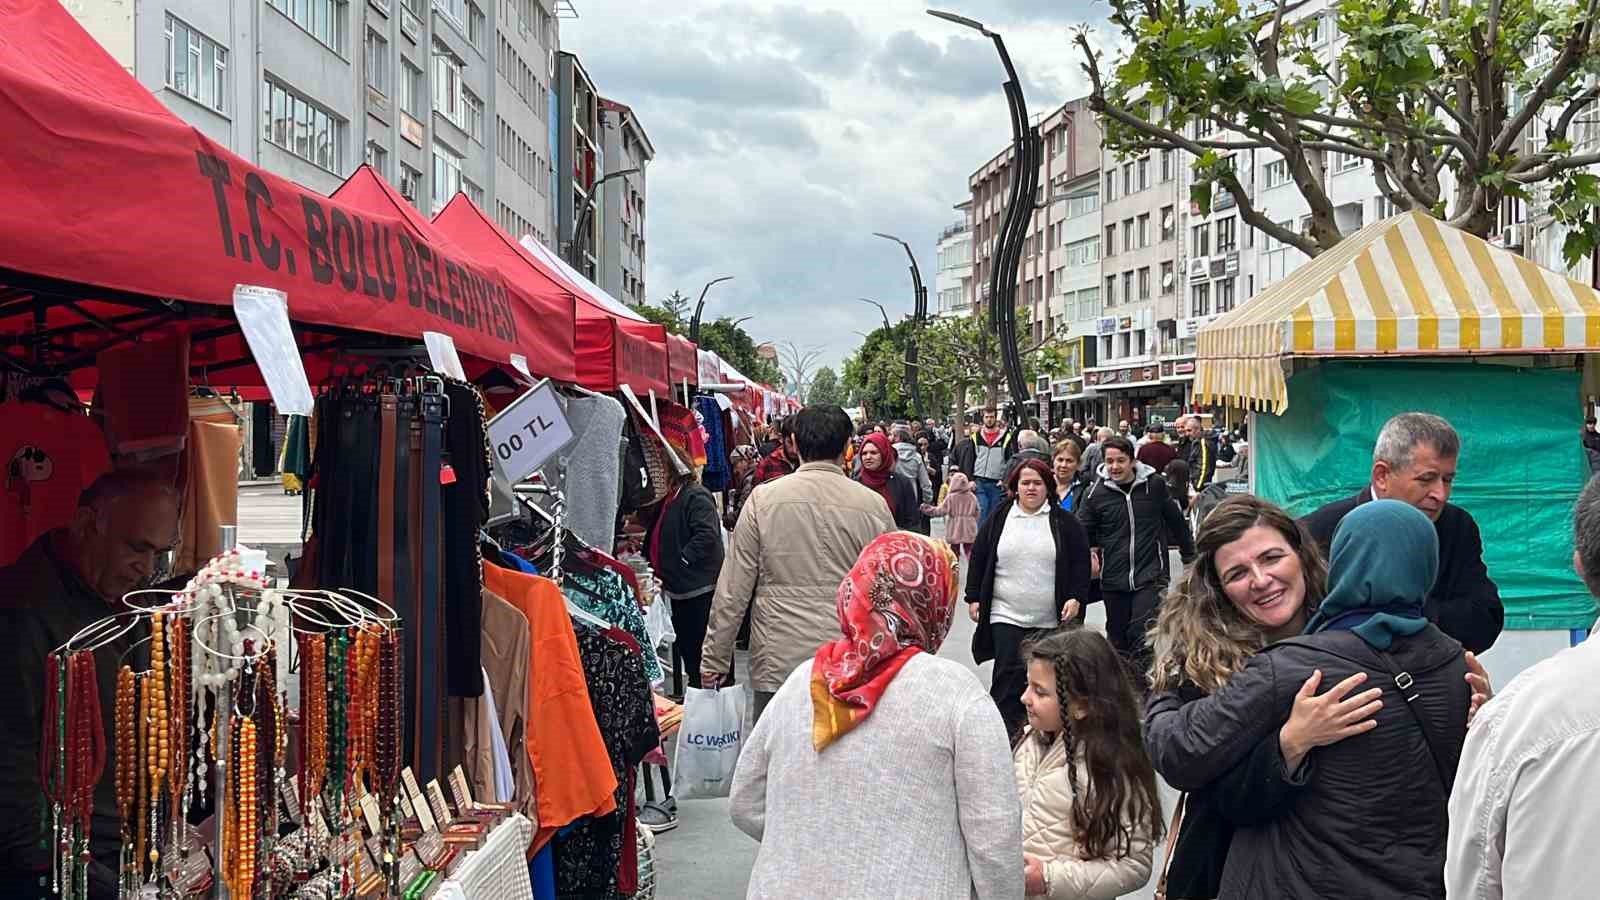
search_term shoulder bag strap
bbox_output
[1372,648,1454,790]
[1153,792,1188,900]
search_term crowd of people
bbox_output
[635,399,1598,900]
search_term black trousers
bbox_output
[989,622,1049,740]
[1103,584,1164,691]
[670,590,733,690]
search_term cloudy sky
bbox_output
[562,1,1110,371]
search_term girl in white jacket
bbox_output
[1014,627,1162,898]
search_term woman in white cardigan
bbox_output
[729,532,1024,900]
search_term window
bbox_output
[1136,329,1147,356]
[1122,219,1134,251]
[1192,222,1211,257]
[1102,335,1114,360]
[365,141,387,176]
[432,141,463,212]
[1137,214,1150,248]
[433,43,467,131]
[1137,157,1150,192]
[1216,216,1237,251]
[1122,162,1134,195]
[1161,149,1174,182]
[1337,151,1364,172]
[1309,12,1332,44]
[1063,236,1100,267]
[1160,261,1175,295]
[400,59,423,116]
[1138,267,1151,301]
[1375,194,1400,220]
[1120,332,1132,357]
[262,78,342,171]
[1105,275,1117,307]
[267,0,347,53]
[463,87,484,142]
[1104,224,1116,257]
[468,2,486,48]
[1191,281,1211,318]
[1264,158,1291,188]
[464,178,484,205]
[165,15,228,113]
[365,29,389,95]
[399,163,422,202]
[1161,205,1175,241]
[1064,192,1098,219]
[1217,277,1237,313]
[1122,271,1134,304]
[1104,170,1117,202]
[435,0,466,27]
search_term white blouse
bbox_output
[990,503,1058,629]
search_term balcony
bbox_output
[940,221,970,241]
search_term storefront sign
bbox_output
[1084,365,1159,388]
[1209,256,1228,278]
[1225,251,1240,276]
[1174,360,1196,375]
[1038,392,1051,429]
[486,379,576,484]
[232,284,314,415]
[1119,317,1133,331]
[1097,316,1117,336]
[423,331,467,380]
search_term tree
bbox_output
[807,366,844,406]
[777,341,825,399]
[629,300,683,333]
[659,290,693,326]
[698,316,784,387]
[1078,0,1600,265]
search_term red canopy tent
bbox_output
[0,0,576,385]
[667,334,698,387]
[432,195,669,395]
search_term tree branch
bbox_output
[1509,150,1600,184]
[1491,2,1598,159]
[1421,85,1479,146]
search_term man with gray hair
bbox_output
[1445,475,1600,899]
[1081,426,1114,479]
[1300,411,1504,652]
[1002,429,1052,487]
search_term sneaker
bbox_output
[638,800,678,834]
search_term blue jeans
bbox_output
[975,478,1002,529]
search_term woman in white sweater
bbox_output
[729,532,1024,900]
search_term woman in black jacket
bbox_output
[854,433,920,530]
[1145,498,1470,899]
[646,468,727,689]
[965,458,1092,738]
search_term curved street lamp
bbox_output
[689,276,735,343]
[872,231,927,419]
[929,8,1038,411]
[858,297,893,333]
[566,167,641,273]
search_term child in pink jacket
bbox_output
[923,472,979,558]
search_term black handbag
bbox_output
[620,415,656,512]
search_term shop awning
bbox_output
[668,334,698,387]
[330,165,577,381]
[1195,210,1600,413]
[432,195,668,394]
[0,1,575,382]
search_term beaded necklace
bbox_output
[40,651,105,899]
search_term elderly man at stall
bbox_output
[0,469,180,899]
[1300,412,1504,653]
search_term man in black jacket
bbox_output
[1177,415,1220,491]
[1298,412,1504,653]
[1078,436,1195,684]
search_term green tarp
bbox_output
[1255,360,1596,631]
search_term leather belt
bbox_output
[418,388,446,781]
[378,394,397,604]
[393,396,415,625]
[403,400,422,766]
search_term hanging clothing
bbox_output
[563,563,664,684]
[175,417,243,576]
[696,395,730,491]
[482,563,618,852]
[442,379,491,697]
[95,334,188,459]
[0,399,111,567]
[553,625,659,900]
[251,402,276,477]
[540,393,626,552]
[473,590,532,814]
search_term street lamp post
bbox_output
[929,8,1038,411]
[858,297,892,333]
[689,276,735,343]
[565,166,642,275]
[872,231,926,419]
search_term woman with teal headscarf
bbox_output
[1144,499,1471,899]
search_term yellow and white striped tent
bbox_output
[1195,210,1600,413]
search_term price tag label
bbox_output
[485,379,574,484]
[448,766,475,811]
[509,353,535,385]
[397,788,415,820]
[232,285,314,415]
[281,775,304,825]
[422,331,467,380]
[360,793,382,835]
[425,779,454,828]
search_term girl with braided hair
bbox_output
[1014,627,1162,898]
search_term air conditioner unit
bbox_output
[1162,271,1175,290]
[1500,224,1524,248]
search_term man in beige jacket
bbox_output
[702,404,896,723]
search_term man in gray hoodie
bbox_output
[892,425,933,534]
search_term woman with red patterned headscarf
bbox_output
[729,532,1024,899]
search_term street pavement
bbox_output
[649,519,1177,900]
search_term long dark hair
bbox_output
[1024,627,1165,859]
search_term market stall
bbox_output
[1195,210,1600,640]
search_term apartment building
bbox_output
[555,51,602,281]
[596,97,654,305]
[934,204,974,319]
[1046,171,1102,423]
[68,0,562,247]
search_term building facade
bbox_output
[596,97,653,305]
[68,0,562,246]
[554,50,602,281]
[934,208,973,319]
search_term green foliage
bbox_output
[697,317,783,387]
[629,301,683,333]
[806,366,844,406]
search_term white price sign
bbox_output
[509,353,535,384]
[486,379,575,484]
[422,331,467,380]
[232,285,313,415]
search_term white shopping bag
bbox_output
[643,595,675,651]
[672,686,746,799]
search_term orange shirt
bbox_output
[483,562,617,851]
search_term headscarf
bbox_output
[811,533,959,751]
[856,433,896,508]
[1304,499,1438,649]
[947,472,972,493]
